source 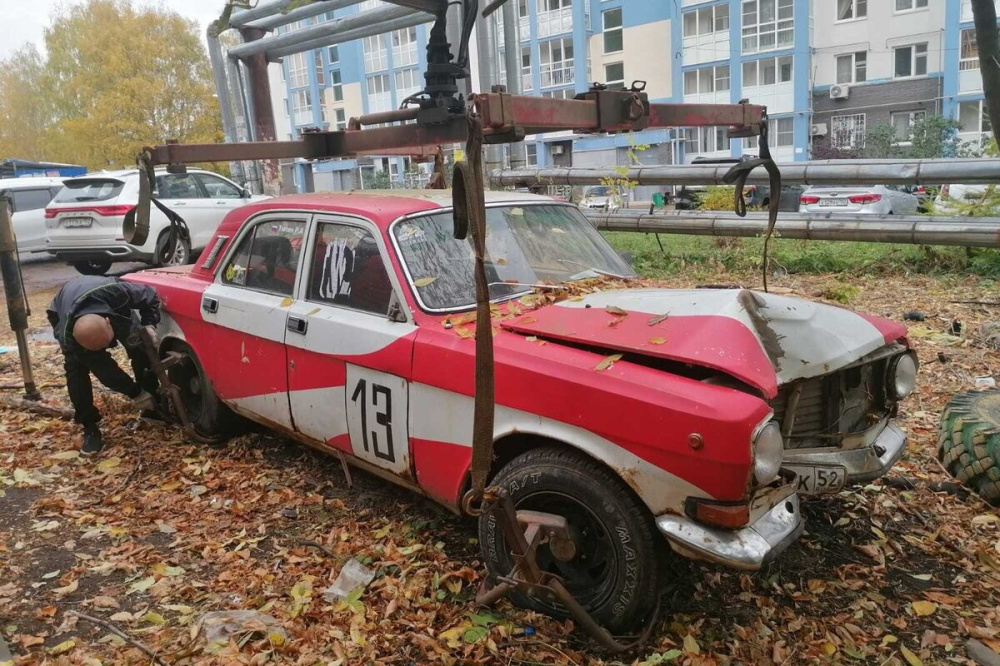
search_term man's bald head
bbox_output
[73,314,114,351]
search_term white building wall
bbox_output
[268,63,292,141]
[588,20,672,101]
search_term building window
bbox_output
[498,45,534,91]
[837,0,867,20]
[894,43,928,78]
[684,127,729,155]
[742,55,792,87]
[684,65,730,95]
[392,27,418,67]
[367,74,391,113]
[773,117,794,147]
[288,52,309,88]
[315,51,324,86]
[330,70,343,102]
[540,38,574,87]
[291,89,313,125]
[363,35,387,72]
[395,68,422,100]
[683,5,729,37]
[335,108,347,131]
[328,45,339,64]
[836,51,867,84]
[603,8,622,54]
[959,100,992,135]
[605,62,624,90]
[742,0,793,54]
[831,113,866,149]
[526,143,537,166]
[541,88,574,99]
[895,0,928,11]
[536,0,573,38]
[891,110,925,141]
[961,29,979,71]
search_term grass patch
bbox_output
[603,232,1000,281]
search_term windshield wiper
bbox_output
[488,281,566,291]
[556,258,631,280]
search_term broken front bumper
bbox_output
[783,419,906,493]
[655,485,803,571]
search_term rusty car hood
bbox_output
[500,288,906,398]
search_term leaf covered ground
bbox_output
[1,264,1000,666]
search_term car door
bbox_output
[193,173,249,250]
[200,214,309,430]
[155,173,212,249]
[285,215,417,477]
[9,187,56,252]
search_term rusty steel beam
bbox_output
[648,103,765,129]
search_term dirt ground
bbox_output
[1,267,999,665]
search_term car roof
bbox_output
[66,167,217,180]
[0,177,66,189]
[232,189,559,230]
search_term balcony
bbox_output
[536,7,572,38]
[293,109,314,126]
[540,64,574,88]
[959,65,982,94]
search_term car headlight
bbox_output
[753,420,784,486]
[888,352,918,400]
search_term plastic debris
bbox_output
[975,377,997,389]
[322,559,376,603]
[903,311,925,322]
[198,610,287,648]
[0,346,16,355]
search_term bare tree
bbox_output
[972,0,1000,146]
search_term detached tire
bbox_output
[478,446,661,633]
[165,343,239,440]
[938,389,1000,504]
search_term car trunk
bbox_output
[802,188,878,213]
[47,177,128,246]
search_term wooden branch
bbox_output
[67,611,170,666]
[295,538,337,559]
[967,639,1000,666]
[0,395,73,420]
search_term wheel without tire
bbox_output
[938,388,1000,505]
[154,230,192,267]
[165,343,239,440]
[478,446,662,633]
[72,260,111,276]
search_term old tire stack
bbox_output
[938,389,1000,505]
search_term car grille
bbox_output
[770,354,895,449]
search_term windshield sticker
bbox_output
[225,263,247,285]
[396,223,426,246]
[318,238,354,301]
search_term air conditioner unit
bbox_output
[811,123,828,136]
[829,84,850,100]
[550,145,565,155]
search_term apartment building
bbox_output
[264,0,994,190]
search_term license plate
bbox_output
[819,198,848,207]
[62,217,93,228]
[785,465,847,494]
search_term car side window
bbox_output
[307,221,393,315]
[196,174,243,199]
[222,220,307,297]
[156,174,206,200]
[11,189,54,212]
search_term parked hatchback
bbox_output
[45,168,268,275]
[0,177,65,254]
[799,185,919,215]
[934,184,989,214]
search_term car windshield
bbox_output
[585,186,610,197]
[54,178,124,203]
[393,203,633,311]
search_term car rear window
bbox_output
[53,179,124,203]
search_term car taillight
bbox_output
[686,497,751,529]
[848,194,882,204]
[44,204,135,218]
[44,208,57,219]
[941,185,950,197]
[800,195,820,205]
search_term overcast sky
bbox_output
[0,0,227,60]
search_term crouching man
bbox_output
[47,276,162,454]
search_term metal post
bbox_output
[501,0,527,170]
[239,27,282,196]
[207,26,245,186]
[476,10,503,176]
[243,0,364,32]
[446,0,471,97]
[0,197,40,400]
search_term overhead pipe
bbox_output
[492,159,1000,187]
[227,4,426,60]
[207,27,238,145]
[228,0,301,27]
[244,0,364,31]
[501,0,526,170]
[586,210,1000,248]
[267,12,430,59]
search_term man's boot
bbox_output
[81,425,104,455]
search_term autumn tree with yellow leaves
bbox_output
[0,0,222,170]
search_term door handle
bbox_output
[287,315,308,335]
[202,296,219,314]
[172,202,187,207]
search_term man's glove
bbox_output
[132,390,156,412]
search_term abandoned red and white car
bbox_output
[126,190,916,629]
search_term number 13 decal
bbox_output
[345,365,409,475]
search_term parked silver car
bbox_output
[933,184,989,214]
[799,185,919,215]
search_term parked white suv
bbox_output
[45,168,268,275]
[0,177,65,254]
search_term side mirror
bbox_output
[241,186,252,199]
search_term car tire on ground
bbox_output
[938,389,1000,505]
[165,342,240,440]
[155,230,192,267]
[478,446,662,633]
[71,260,112,276]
